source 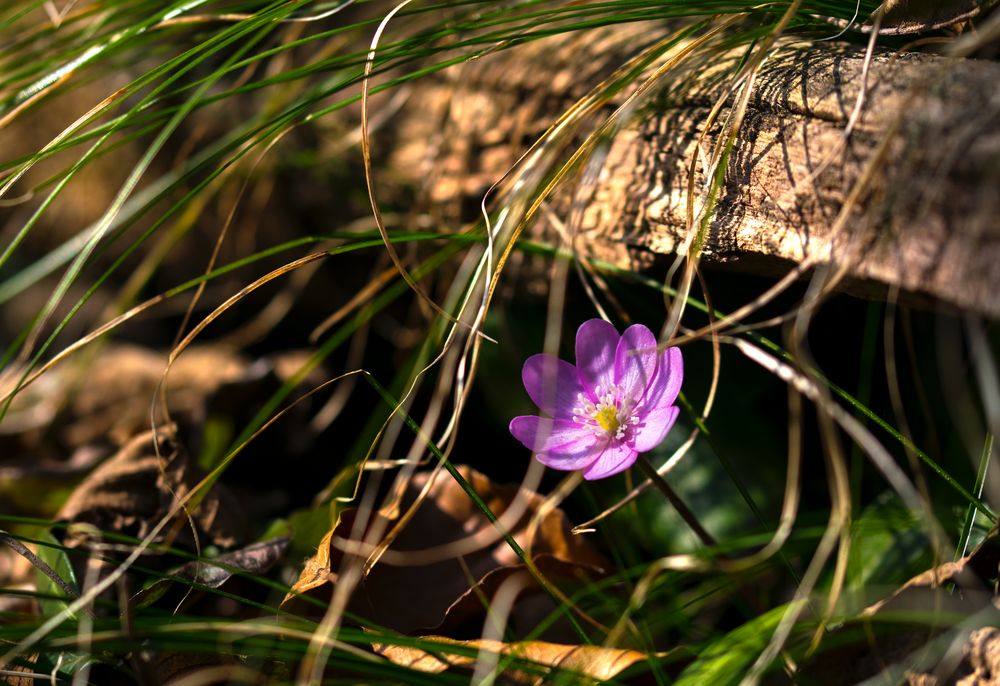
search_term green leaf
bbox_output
[846,493,931,590]
[32,528,79,619]
[673,604,788,686]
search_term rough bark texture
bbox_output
[389,24,1000,316]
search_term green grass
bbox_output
[0,1,995,684]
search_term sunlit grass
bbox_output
[0,0,994,684]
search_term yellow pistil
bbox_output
[595,406,619,434]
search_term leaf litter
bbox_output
[1,3,999,683]
[285,465,607,638]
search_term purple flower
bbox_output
[509,319,683,480]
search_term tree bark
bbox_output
[389,25,1000,317]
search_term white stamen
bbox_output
[572,383,637,440]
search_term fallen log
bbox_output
[389,24,1000,317]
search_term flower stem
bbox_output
[635,455,717,549]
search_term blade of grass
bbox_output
[955,433,993,561]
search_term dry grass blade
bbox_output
[358,0,491,343]
[2,2,996,685]
[734,338,923,511]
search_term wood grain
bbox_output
[389,26,1000,316]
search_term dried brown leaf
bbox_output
[182,537,289,588]
[288,528,338,597]
[57,345,246,449]
[2,345,327,521]
[375,636,648,684]
[57,427,246,549]
[0,345,246,505]
[132,537,290,609]
[284,466,606,636]
[1,344,319,460]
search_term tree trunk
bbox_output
[389,24,1000,317]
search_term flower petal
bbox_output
[638,346,684,411]
[575,319,619,398]
[582,441,638,480]
[614,324,659,402]
[521,354,585,418]
[629,405,680,453]
[509,416,594,455]
[535,445,602,472]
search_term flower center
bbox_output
[572,385,638,441]
[594,405,620,434]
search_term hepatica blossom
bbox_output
[510,319,683,480]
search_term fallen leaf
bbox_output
[132,537,290,608]
[288,528,338,598]
[0,345,247,518]
[374,635,647,684]
[284,465,606,636]
[54,345,247,450]
[2,346,328,522]
[57,426,246,549]
[182,537,290,588]
[438,556,604,637]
